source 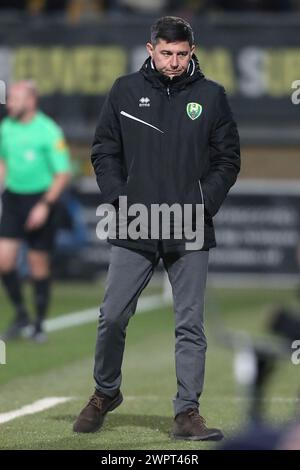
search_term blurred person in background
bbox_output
[73,16,240,440]
[0,80,71,342]
[0,0,67,15]
[66,0,107,22]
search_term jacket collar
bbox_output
[140,54,204,92]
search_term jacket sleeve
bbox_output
[91,79,126,206]
[201,86,241,217]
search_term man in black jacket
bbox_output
[74,16,240,441]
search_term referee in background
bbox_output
[0,80,71,342]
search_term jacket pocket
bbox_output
[199,179,213,225]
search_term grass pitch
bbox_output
[0,278,299,450]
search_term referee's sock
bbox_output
[33,277,51,332]
[1,270,29,321]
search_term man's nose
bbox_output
[170,55,179,68]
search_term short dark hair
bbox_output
[150,16,194,48]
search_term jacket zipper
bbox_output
[166,87,170,100]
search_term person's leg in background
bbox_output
[27,249,51,343]
[0,238,30,340]
[25,202,57,343]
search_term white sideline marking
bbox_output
[0,397,72,424]
[45,294,168,333]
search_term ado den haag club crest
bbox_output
[186,102,202,120]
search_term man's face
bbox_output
[7,85,35,119]
[146,39,195,79]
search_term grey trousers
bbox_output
[94,244,209,417]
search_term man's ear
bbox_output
[190,45,195,56]
[146,42,154,57]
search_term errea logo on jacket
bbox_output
[139,97,150,107]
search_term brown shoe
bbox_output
[73,389,123,433]
[171,408,224,441]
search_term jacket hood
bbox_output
[140,54,205,92]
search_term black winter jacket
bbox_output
[91,55,240,253]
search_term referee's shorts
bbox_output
[0,189,56,252]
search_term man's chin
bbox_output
[164,71,184,79]
[8,111,24,120]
